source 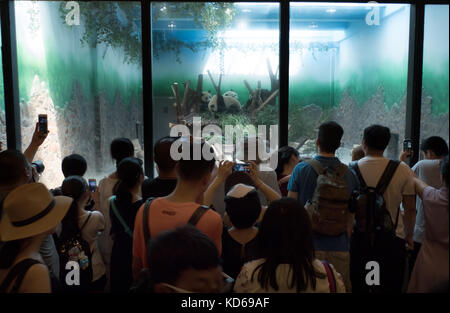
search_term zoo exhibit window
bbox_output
[287,3,411,164]
[14,1,144,188]
[150,2,280,164]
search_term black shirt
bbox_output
[221,230,259,279]
[141,177,177,200]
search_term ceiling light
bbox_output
[326,9,336,13]
[168,21,176,28]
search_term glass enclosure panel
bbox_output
[151,2,280,168]
[0,14,5,151]
[288,2,411,164]
[15,1,143,188]
[420,4,449,156]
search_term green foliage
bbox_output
[152,3,235,64]
[422,60,450,115]
[59,2,142,65]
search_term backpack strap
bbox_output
[80,211,92,232]
[110,196,134,238]
[187,205,210,226]
[375,160,400,195]
[321,260,336,293]
[304,159,325,175]
[350,161,367,189]
[0,259,41,293]
[142,197,155,249]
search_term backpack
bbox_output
[56,212,93,291]
[305,159,351,236]
[349,160,400,247]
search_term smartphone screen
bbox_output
[88,179,97,192]
[232,163,249,173]
[403,139,412,151]
[38,114,48,133]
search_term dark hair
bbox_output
[111,138,134,169]
[154,136,179,172]
[147,225,220,288]
[363,124,391,151]
[177,139,215,181]
[113,157,143,207]
[225,189,261,229]
[0,149,29,186]
[275,146,299,177]
[317,122,344,153]
[420,136,449,157]
[0,240,23,269]
[61,154,87,178]
[60,176,88,240]
[252,197,324,292]
[441,156,449,188]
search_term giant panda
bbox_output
[208,93,241,113]
[200,91,212,111]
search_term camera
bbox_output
[31,160,45,174]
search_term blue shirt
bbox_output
[287,155,359,251]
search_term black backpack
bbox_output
[56,212,93,291]
[349,160,400,247]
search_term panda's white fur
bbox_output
[223,90,238,100]
[208,95,241,113]
[201,91,212,104]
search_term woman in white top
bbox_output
[97,138,135,290]
[234,197,345,293]
[60,176,106,291]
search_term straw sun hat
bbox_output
[0,183,72,242]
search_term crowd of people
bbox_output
[0,121,448,293]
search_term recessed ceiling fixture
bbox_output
[326,8,337,13]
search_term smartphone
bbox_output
[88,179,97,192]
[403,139,412,152]
[232,163,249,173]
[38,114,48,133]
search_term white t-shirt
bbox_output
[78,210,106,282]
[412,159,443,243]
[356,156,415,239]
[234,258,346,293]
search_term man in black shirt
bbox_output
[141,136,179,200]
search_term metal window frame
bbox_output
[1,0,20,150]
[2,0,446,174]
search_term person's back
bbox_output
[234,198,345,293]
[132,138,223,277]
[97,138,134,290]
[222,184,261,279]
[349,125,416,293]
[408,157,449,292]
[407,136,448,273]
[59,176,106,291]
[0,183,72,293]
[287,122,357,291]
[141,136,179,200]
[110,157,144,292]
